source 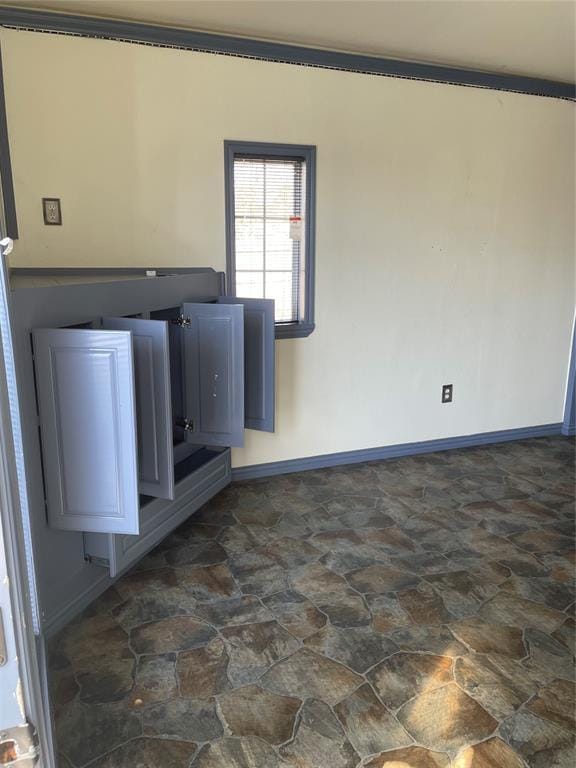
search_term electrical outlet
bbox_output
[442,384,453,403]
[42,198,62,225]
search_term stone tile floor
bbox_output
[49,436,575,768]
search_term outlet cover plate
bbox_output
[42,198,62,225]
[442,384,453,403]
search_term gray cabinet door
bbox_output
[181,302,244,447]
[32,328,140,534]
[102,317,174,500]
[218,297,275,432]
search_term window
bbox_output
[225,142,316,338]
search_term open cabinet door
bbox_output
[218,297,275,432]
[103,317,174,499]
[181,302,245,447]
[32,328,140,534]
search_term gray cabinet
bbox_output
[181,302,245,448]
[102,317,174,500]
[218,297,275,432]
[32,295,274,554]
[32,328,140,535]
[84,447,230,577]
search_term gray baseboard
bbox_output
[232,423,563,481]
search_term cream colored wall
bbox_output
[2,29,574,468]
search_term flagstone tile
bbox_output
[498,711,575,768]
[397,682,498,752]
[290,562,350,597]
[143,697,223,741]
[89,738,198,768]
[539,553,575,584]
[192,595,273,627]
[364,746,450,768]
[494,552,549,577]
[217,685,300,744]
[260,648,363,705]
[130,616,216,655]
[367,652,453,710]
[262,589,327,638]
[56,700,141,767]
[233,503,282,528]
[59,614,130,666]
[161,522,222,551]
[458,529,526,559]
[320,546,386,574]
[425,570,498,618]
[347,564,420,594]
[130,653,177,707]
[479,592,566,632]
[390,552,456,575]
[454,653,537,719]
[192,736,287,768]
[390,624,467,657]
[331,497,396,529]
[112,587,199,632]
[358,526,418,555]
[175,563,239,602]
[76,656,135,704]
[552,617,576,656]
[367,593,413,633]
[313,589,372,627]
[165,540,229,567]
[279,698,359,768]
[49,436,576,767]
[334,683,412,757]
[453,737,525,768]
[524,628,575,681]
[228,549,289,597]
[113,567,179,600]
[193,489,240,526]
[263,536,323,569]
[398,583,454,624]
[450,618,526,658]
[177,638,231,698]
[220,620,300,686]
[217,525,261,556]
[527,679,576,731]
[501,576,574,612]
[49,664,79,711]
[511,530,574,554]
[304,624,398,673]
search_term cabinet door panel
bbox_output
[181,302,244,447]
[103,317,174,500]
[218,297,275,432]
[32,328,140,534]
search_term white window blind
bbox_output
[233,155,306,324]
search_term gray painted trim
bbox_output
[231,423,564,480]
[0,43,17,238]
[0,6,573,100]
[10,267,215,276]
[562,321,576,437]
[224,141,316,339]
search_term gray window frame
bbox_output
[224,141,316,339]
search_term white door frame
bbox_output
[0,238,55,766]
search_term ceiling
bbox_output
[4,0,576,83]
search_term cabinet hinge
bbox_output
[170,314,191,327]
[176,417,194,432]
[85,555,110,568]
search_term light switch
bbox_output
[42,198,62,225]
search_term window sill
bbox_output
[275,322,316,339]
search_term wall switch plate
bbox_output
[442,384,453,403]
[42,198,62,225]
